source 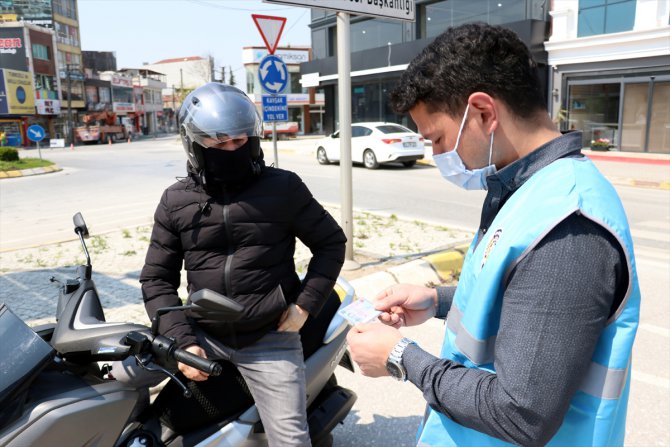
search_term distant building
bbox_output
[545,0,670,153]
[243,46,323,135]
[301,1,552,135]
[0,22,60,146]
[82,50,117,74]
[118,68,167,135]
[143,56,214,114]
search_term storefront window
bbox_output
[99,87,111,104]
[578,0,635,37]
[567,83,620,148]
[648,82,670,154]
[620,83,648,152]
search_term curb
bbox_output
[348,243,469,299]
[0,165,62,179]
[415,159,670,191]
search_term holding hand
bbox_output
[178,344,210,381]
[278,303,309,332]
[374,284,438,328]
[346,323,403,377]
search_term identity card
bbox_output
[337,298,382,325]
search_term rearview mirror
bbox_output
[73,212,89,238]
[189,289,244,321]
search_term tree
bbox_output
[228,66,236,87]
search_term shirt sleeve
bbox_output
[435,286,456,319]
[402,213,627,446]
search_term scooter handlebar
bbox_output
[172,347,222,377]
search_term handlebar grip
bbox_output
[172,348,222,376]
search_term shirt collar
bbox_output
[488,131,584,193]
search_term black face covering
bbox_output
[202,140,256,187]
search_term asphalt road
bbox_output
[1,137,668,446]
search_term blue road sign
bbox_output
[27,124,46,143]
[258,54,288,95]
[262,95,288,121]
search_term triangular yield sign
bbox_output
[252,14,287,55]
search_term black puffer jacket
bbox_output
[141,165,346,349]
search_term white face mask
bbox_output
[432,104,497,190]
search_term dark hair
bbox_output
[389,23,546,119]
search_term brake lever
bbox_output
[135,354,192,398]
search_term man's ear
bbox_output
[467,92,498,135]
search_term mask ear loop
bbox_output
[452,103,470,153]
[488,130,494,166]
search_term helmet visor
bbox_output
[181,86,262,149]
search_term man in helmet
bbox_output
[129,83,346,446]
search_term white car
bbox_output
[315,122,425,169]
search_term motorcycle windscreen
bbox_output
[0,304,54,408]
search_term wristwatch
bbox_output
[386,337,415,381]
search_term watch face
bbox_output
[386,361,404,380]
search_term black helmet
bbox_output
[178,83,262,173]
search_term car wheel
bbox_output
[363,149,379,169]
[317,147,330,165]
[402,160,416,168]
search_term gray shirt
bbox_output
[402,132,628,446]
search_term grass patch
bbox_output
[0,158,54,171]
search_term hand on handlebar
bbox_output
[177,344,210,381]
[373,284,437,328]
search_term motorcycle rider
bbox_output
[115,83,346,446]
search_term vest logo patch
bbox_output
[481,228,503,270]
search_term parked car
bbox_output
[315,122,425,169]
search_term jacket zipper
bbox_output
[222,192,234,297]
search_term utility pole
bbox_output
[221,66,226,83]
[66,64,73,146]
[172,84,177,130]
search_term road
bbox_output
[1,137,668,445]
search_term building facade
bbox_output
[243,46,324,134]
[0,0,84,144]
[1,22,60,146]
[545,0,670,153]
[300,0,551,135]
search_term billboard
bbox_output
[263,0,415,22]
[0,0,54,28]
[0,68,36,115]
[0,27,28,71]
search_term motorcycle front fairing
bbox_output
[0,304,54,427]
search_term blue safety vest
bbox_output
[417,157,640,446]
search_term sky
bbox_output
[78,0,313,80]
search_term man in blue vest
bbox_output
[346,23,639,446]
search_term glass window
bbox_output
[420,0,527,38]
[648,81,670,154]
[32,44,49,61]
[567,83,620,148]
[578,0,635,37]
[621,83,648,152]
[377,124,412,134]
[99,87,111,103]
[351,19,403,53]
[352,126,365,137]
[312,28,327,60]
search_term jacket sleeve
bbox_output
[140,189,198,348]
[288,173,346,317]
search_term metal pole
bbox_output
[172,84,177,131]
[67,66,73,146]
[272,121,278,168]
[37,141,42,159]
[337,12,358,270]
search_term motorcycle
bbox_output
[0,213,357,447]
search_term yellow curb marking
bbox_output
[424,251,465,281]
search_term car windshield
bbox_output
[376,124,412,134]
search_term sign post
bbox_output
[252,14,288,167]
[27,124,46,160]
